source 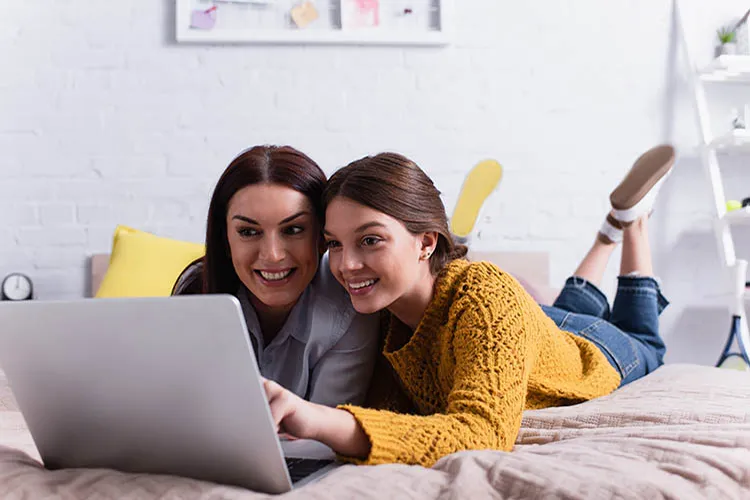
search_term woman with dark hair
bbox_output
[262,147,674,466]
[173,145,379,407]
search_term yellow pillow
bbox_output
[95,225,205,298]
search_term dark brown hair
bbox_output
[200,145,326,294]
[323,152,467,275]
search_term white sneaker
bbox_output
[610,145,676,223]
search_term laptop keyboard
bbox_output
[285,457,334,483]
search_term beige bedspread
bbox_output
[1,364,748,499]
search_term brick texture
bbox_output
[2,0,748,365]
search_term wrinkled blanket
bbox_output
[0,364,748,499]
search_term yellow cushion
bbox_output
[95,225,205,298]
[450,159,503,238]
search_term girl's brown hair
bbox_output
[323,152,467,275]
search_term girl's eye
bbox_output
[362,237,381,246]
[325,240,341,249]
[238,228,260,238]
[283,225,304,236]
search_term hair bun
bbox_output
[448,244,468,260]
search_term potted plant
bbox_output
[717,26,738,56]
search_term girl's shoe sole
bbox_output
[450,159,503,238]
[610,145,675,211]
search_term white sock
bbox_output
[599,217,623,244]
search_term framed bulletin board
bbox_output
[175,0,454,46]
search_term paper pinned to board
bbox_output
[341,0,380,29]
[291,1,319,29]
[214,0,274,3]
[190,7,217,30]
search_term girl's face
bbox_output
[226,183,320,311]
[324,196,430,315]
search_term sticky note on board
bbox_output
[191,9,217,30]
[291,1,319,29]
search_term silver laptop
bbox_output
[0,295,340,493]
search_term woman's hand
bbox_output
[262,378,372,459]
[262,378,323,440]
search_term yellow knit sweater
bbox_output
[339,259,621,467]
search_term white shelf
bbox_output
[723,207,750,225]
[174,0,454,46]
[699,289,750,309]
[175,28,452,46]
[708,129,750,153]
[700,55,750,83]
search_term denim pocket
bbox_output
[575,320,640,380]
[541,306,643,383]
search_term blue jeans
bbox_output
[540,276,669,386]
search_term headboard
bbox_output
[89,254,110,298]
[88,251,557,304]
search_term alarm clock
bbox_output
[1,273,34,301]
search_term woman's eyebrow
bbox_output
[231,211,309,226]
[279,211,309,224]
[231,215,258,225]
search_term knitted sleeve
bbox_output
[339,274,536,467]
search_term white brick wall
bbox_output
[2,0,749,365]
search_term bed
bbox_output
[0,252,747,498]
[1,365,748,498]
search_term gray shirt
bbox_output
[238,254,379,407]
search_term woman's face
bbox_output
[226,183,320,310]
[324,196,427,315]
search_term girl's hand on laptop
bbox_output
[262,378,371,459]
[263,378,323,440]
